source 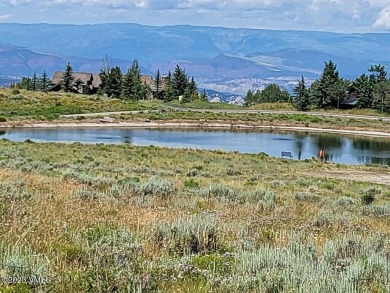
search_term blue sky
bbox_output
[0,0,390,32]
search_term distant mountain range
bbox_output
[204,89,244,105]
[1,23,390,97]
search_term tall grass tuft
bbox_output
[242,188,276,209]
[153,214,219,256]
[127,176,176,198]
[199,183,238,202]
[0,180,31,200]
[0,241,52,289]
[64,225,157,292]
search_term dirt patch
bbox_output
[302,170,390,185]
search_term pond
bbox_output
[1,127,390,165]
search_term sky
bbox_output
[0,0,390,33]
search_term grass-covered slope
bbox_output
[0,89,163,120]
[1,140,390,292]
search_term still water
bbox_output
[1,127,390,165]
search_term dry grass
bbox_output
[1,140,390,292]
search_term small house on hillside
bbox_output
[49,71,167,98]
[339,85,359,109]
[50,71,101,94]
[140,75,167,99]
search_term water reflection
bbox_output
[0,127,389,166]
[357,156,390,165]
[313,134,344,149]
[353,137,390,152]
[292,133,306,161]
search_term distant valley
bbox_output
[1,23,390,100]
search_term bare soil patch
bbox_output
[303,170,390,185]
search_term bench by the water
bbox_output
[281,151,292,159]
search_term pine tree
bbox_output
[259,84,291,103]
[40,70,49,92]
[140,82,149,101]
[200,89,208,101]
[369,64,387,84]
[32,71,38,91]
[121,69,133,100]
[99,61,122,98]
[373,81,390,113]
[121,60,144,100]
[183,76,197,102]
[63,62,74,92]
[313,60,346,108]
[355,74,373,109]
[154,69,162,100]
[164,71,175,101]
[99,56,110,96]
[172,65,188,99]
[244,90,255,107]
[293,75,310,111]
[18,77,32,90]
[109,67,122,99]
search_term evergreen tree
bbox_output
[141,83,149,100]
[183,76,197,102]
[355,74,373,109]
[164,71,175,101]
[121,60,145,100]
[40,70,50,92]
[99,63,122,98]
[26,77,31,91]
[312,60,346,108]
[258,84,291,103]
[373,81,390,113]
[32,71,38,91]
[99,57,110,96]
[199,89,208,101]
[18,77,32,90]
[244,89,255,107]
[172,65,188,99]
[109,67,122,98]
[293,75,310,111]
[121,68,133,100]
[63,62,74,92]
[154,69,162,100]
[369,64,387,84]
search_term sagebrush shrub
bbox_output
[153,214,219,256]
[199,183,238,201]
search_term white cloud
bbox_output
[9,0,31,5]
[373,7,390,29]
[0,14,11,20]
[1,0,390,32]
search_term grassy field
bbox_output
[1,88,389,123]
[69,110,390,134]
[1,139,390,292]
[0,89,166,120]
[0,89,242,121]
[3,88,390,138]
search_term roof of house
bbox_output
[141,75,167,92]
[91,74,102,88]
[141,75,153,86]
[51,71,65,84]
[51,71,102,88]
[340,97,359,106]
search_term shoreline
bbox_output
[1,120,390,138]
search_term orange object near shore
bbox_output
[319,149,325,159]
